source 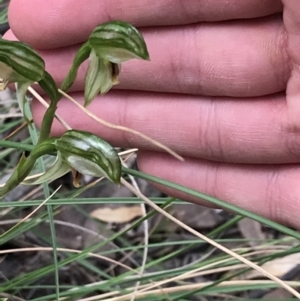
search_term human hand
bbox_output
[5,0,300,228]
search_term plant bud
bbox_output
[55,130,121,184]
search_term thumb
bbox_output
[282,0,300,128]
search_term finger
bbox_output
[3,16,290,98]
[137,151,300,229]
[282,1,300,128]
[31,90,300,164]
[8,0,282,49]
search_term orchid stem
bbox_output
[0,139,57,198]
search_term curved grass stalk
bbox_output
[59,89,184,161]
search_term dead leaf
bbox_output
[238,218,266,247]
[83,218,118,259]
[90,205,143,224]
[235,253,300,280]
[264,287,294,299]
[173,204,223,229]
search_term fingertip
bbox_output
[136,151,217,208]
[8,0,85,48]
[136,152,300,229]
[8,0,284,50]
[8,0,43,46]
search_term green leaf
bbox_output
[15,152,27,175]
[54,130,121,184]
[22,152,70,185]
[0,39,45,83]
[0,138,57,197]
[60,42,90,92]
[89,20,149,63]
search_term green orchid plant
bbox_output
[0,21,149,198]
[62,21,149,105]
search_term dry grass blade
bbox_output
[0,185,43,217]
[58,89,184,161]
[0,186,61,237]
[0,247,136,273]
[0,293,25,301]
[79,280,300,301]
[4,121,28,140]
[0,113,24,118]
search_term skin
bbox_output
[5,0,300,228]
